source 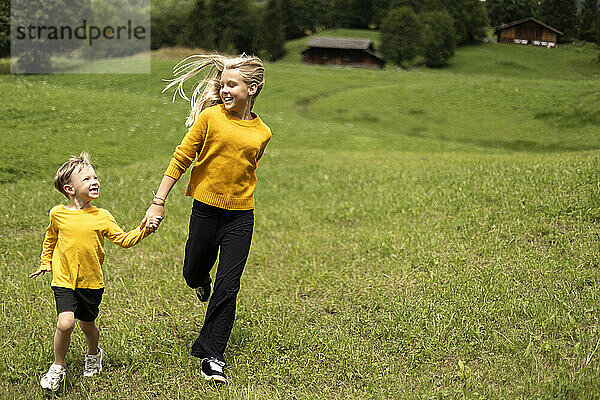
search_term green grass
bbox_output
[448,42,600,80]
[1,40,600,399]
[0,59,9,74]
[52,56,152,74]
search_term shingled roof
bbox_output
[305,37,374,50]
[302,37,384,64]
[494,17,564,36]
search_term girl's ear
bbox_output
[248,82,258,96]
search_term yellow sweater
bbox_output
[164,104,272,210]
[40,205,148,289]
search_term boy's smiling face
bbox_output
[64,165,99,204]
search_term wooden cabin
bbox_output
[495,17,563,48]
[302,37,384,68]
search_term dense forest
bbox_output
[150,0,599,66]
[2,0,599,65]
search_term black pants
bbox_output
[183,200,254,363]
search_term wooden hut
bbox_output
[495,17,563,48]
[302,37,384,68]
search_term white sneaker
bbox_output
[83,347,103,377]
[201,357,226,383]
[40,363,65,391]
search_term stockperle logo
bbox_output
[10,0,150,74]
[15,20,147,46]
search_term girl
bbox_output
[141,54,271,383]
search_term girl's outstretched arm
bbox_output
[140,175,177,233]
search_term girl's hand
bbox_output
[146,216,163,233]
[140,203,165,233]
[29,268,48,278]
[142,176,177,233]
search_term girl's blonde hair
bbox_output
[54,151,94,198]
[163,53,265,127]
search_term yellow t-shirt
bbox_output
[164,104,272,210]
[40,205,148,289]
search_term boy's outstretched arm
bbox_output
[105,210,151,248]
[29,268,48,278]
[32,211,57,278]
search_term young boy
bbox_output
[29,152,159,391]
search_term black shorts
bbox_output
[52,286,104,322]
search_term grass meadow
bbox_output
[1,40,600,399]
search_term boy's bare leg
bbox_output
[54,312,75,367]
[79,320,99,354]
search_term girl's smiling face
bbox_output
[219,68,257,119]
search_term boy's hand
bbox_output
[141,204,165,233]
[29,268,48,278]
[145,216,163,233]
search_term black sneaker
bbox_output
[195,279,212,302]
[201,358,226,383]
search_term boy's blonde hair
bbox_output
[163,53,265,127]
[54,152,95,198]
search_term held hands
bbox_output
[146,216,163,233]
[140,203,165,234]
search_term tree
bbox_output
[179,0,215,49]
[299,0,330,32]
[421,10,457,67]
[327,0,373,29]
[150,0,191,50]
[253,0,286,60]
[208,0,255,53]
[486,0,540,26]
[578,0,598,41]
[424,0,489,44]
[595,12,600,45]
[380,6,423,66]
[0,0,8,58]
[391,0,425,12]
[11,0,92,72]
[278,0,305,39]
[80,0,149,60]
[371,0,393,27]
[540,0,577,39]
[371,0,424,27]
